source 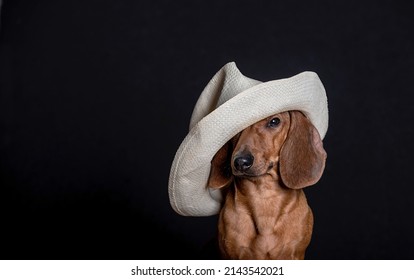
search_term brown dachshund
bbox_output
[208,111,327,260]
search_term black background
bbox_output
[0,0,413,260]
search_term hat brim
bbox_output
[169,70,328,216]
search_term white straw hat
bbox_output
[168,62,328,216]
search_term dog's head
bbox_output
[208,111,327,189]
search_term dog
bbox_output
[207,110,327,260]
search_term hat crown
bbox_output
[190,62,260,129]
[216,62,261,107]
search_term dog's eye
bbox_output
[268,117,280,128]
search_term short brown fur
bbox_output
[208,111,326,260]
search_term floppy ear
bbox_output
[279,111,327,189]
[208,141,233,189]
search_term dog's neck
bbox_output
[231,176,302,234]
[233,175,293,196]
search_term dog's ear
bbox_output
[279,111,327,189]
[208,141,233,189]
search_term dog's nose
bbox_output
[234,153,254,172]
